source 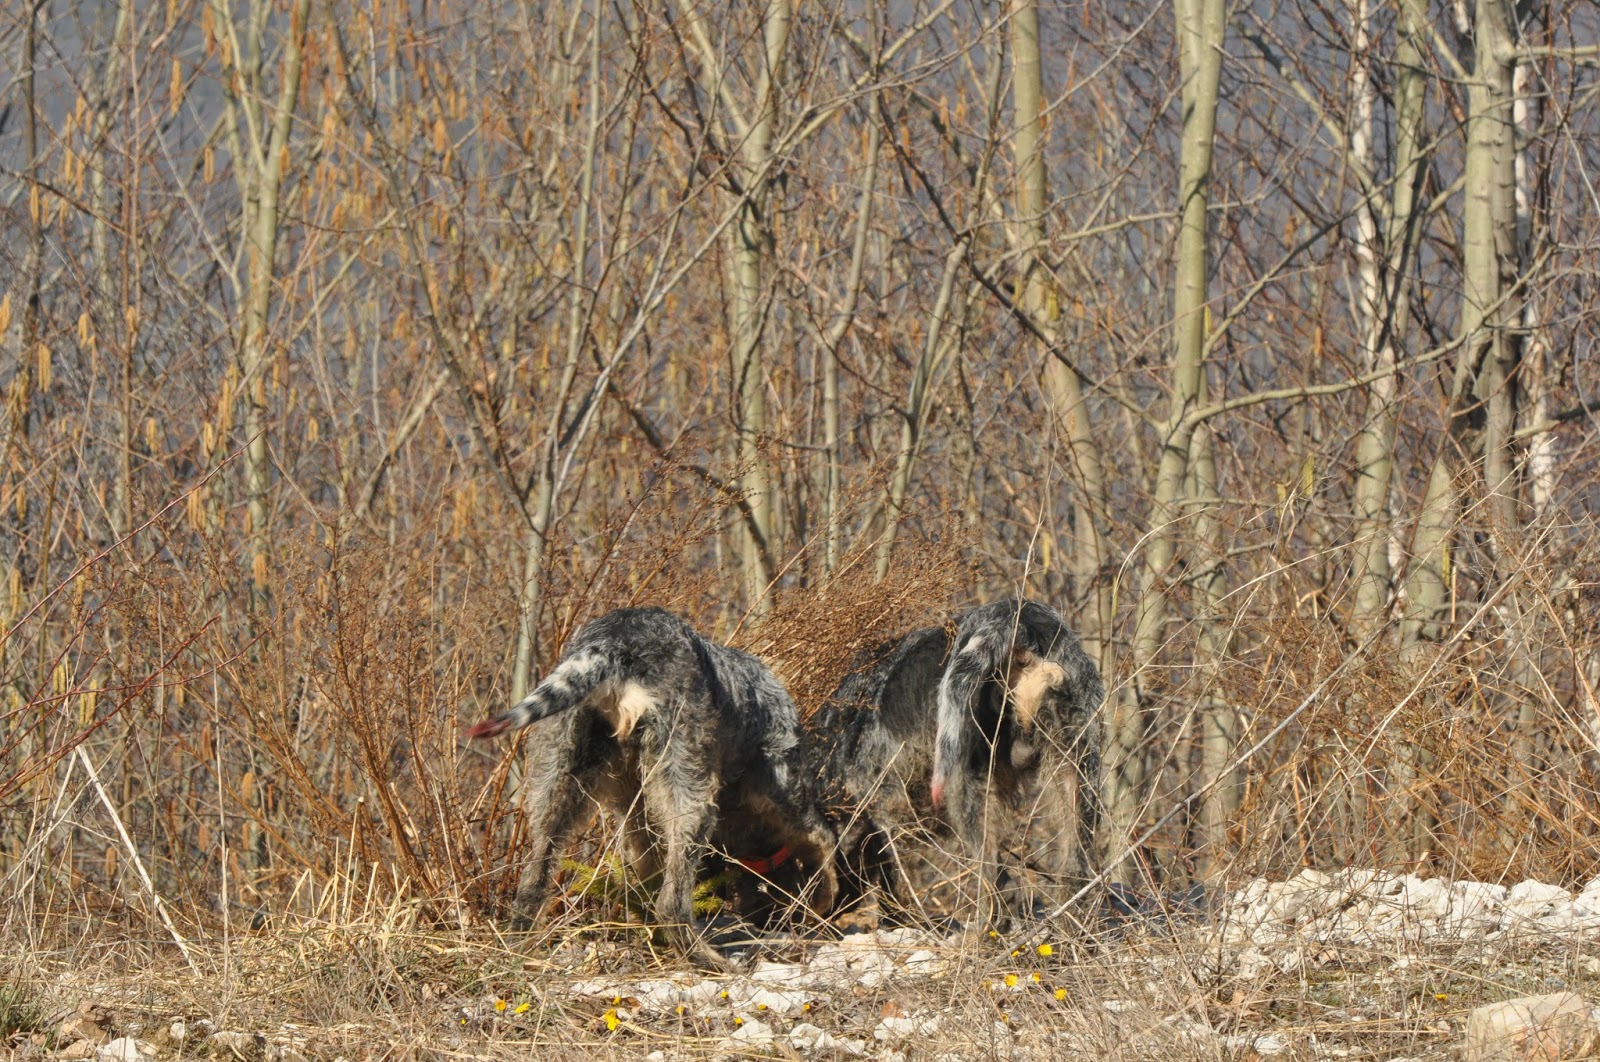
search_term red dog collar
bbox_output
[738,844,793,876]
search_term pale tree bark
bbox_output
[207,0,312,881]
[211,0,314,606]
[1470,2,1523,542]
[1513,63,1556,519]
[1190,396,1235,877]
[85,0,133,544]
[726,0,791,615]
[511,6,603,702]
[1350,0,1426,634]
[874,241,968,583]
[821,97,881,576]
[1108,0,1225,881]
[1342,0,1430,858]
[1402,0,1519,649]
[1007,0,1112,677]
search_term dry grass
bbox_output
[7,886,1600,1060]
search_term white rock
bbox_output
[904,949,943,975]
[1260,880,1312,923]
[1221,1032,1290,1056]
[97,1039,157,1062]
[810,945,853,974]
[1505,880,1570,915]
[1396,876,1450,918]
[628,981,683,1008]
[678,981,723,1006]
[875,1017,916,1041]
[568,979,615,998]
[1335,868,1399,896]
[1236,949,1273,980]
[876,928,927,949]
[1234,877,1271,908]
[1456,880,1509,905]
[854,951,896,988]
[724,1017,773,1047]
[743,988,810,1015]
[1462,991,1598,1062]
[789,1022,866,1056]
[751,961,824,987]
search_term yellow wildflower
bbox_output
[494,999,507,1013]
[1037,943,1054,957]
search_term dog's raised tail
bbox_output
[467,649,616,740]
[931,630,1004,808]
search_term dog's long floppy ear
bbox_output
[1006,649,1067,731]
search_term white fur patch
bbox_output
[563,653,601,680]
[1008,658,1066,729]
[606,681,656,739]
[960,635,987,656]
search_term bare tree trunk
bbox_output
[727,0,791,616]
[1191,411,1235,877]
[1514,62,1555,518]
[1469,0,1522,540]
[822,69,882,576]
[1109,0,1225,881]
[1010,0,1112,729]
[511,4,602,701]
[212,0,313,607]
[87,0,133,544]
[874,242,967,583]
[1350,0,1425,634]
[1403,0,1519,650]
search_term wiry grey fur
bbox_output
[469,607,837,968]
[806,598,1102,927]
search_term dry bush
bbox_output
[739,527,972,718]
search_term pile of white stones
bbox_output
[1215,867,1600,950]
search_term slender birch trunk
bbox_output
[1403,0,1518,649]
[1350,0,1425,633]
[1190,411,1235,876]
[727,0,791,615]
[1107,0,1225,881]
[874,242,967,583]
[822,92,881,577]
[212,0,313,606]
[511,4,603,701]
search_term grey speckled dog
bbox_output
[808,598,1103,928]
[468,607,837,968]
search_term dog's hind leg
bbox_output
[512,716,616,923]
[640,761,726,970]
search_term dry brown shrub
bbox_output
[739,526,973,718]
